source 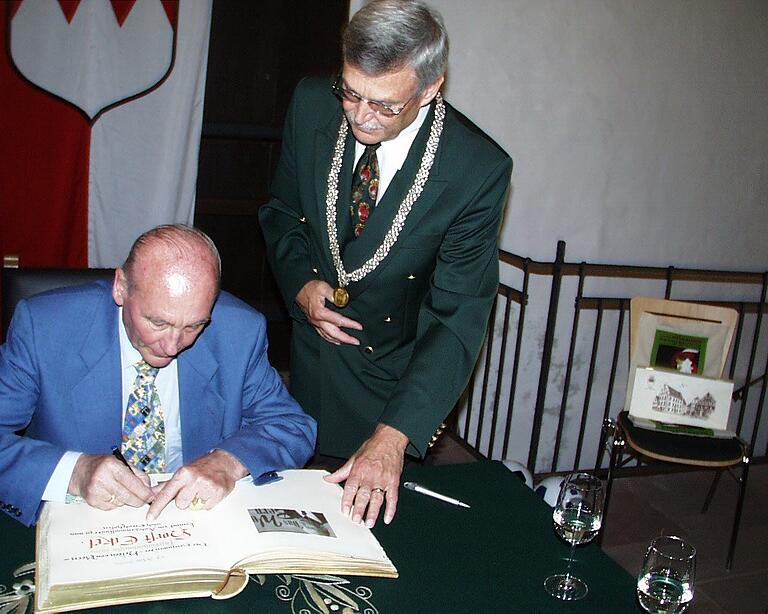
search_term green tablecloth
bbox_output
[0,461,640,613]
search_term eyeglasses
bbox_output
[332,75,415,118]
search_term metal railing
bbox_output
[450,241,768,478]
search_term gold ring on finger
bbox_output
[107,493,117,504]
[371,488,385,495]
[190,495,207,511]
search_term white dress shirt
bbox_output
[353,102,430,203]
[42,307,183,501]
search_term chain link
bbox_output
[325,94,446,288]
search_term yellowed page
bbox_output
[37,469,396,608]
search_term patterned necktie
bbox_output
[350,144,380,237]
[121,360,166,473]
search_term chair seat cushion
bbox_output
[618,411,744,467]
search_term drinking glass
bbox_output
[637,535,696,613]
[543,472,604,601]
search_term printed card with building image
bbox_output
[628,367,734,435]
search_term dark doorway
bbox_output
[195,0,349,369]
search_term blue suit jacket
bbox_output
[0,281,316,525]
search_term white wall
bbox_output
[348,1,768,467]
[351,0,768,270]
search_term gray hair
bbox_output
[122,224,222,292]
[343,0,449,92]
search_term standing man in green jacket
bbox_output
[259,0,512,528]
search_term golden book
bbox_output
[35,469,397,612]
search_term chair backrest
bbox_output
[1,267,115,338]
[629,296,738,379]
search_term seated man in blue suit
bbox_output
[0,224,316,526]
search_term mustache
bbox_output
[345,112,382,132]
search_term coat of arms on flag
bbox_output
[9,0,178,123]
[1,0,210,269]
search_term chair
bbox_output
[596,297,750,570]
[1,266,114,338]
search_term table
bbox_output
[0,461,640,612]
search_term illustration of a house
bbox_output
[652,385,717,419]
[652,384,686,414]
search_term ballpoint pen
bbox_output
[111,446,131,468]
[403,481,470,508]
[112,446,169,504]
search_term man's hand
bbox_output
[69,453,154,510]
[325,424,409,528]
[296,280,362,345]
[146,449,248,520]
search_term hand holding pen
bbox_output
[66,448,154,511]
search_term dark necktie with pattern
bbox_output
[121,360,166,473]
[350,144,380,237]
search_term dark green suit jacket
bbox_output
[259,77,512,459]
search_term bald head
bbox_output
[113,225,221,368]
[122,224,221,296]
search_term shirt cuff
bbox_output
[253,470,281,486]
[42,451,83,502]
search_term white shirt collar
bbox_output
[354,102,431,201]
[118,306,144,371]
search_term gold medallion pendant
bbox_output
[332,287,349,308]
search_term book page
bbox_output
[38,495,234,595]
[218,470,394,569]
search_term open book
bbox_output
[35,469,398,613]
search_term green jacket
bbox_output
[259,77,512,459]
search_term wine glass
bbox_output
[544,472,604,601]
[637,535,696,613]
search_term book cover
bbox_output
[650,330,708,375]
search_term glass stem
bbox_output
[563,540,577,584]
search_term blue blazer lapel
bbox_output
[69,290,122,452]
[178,337,225,463]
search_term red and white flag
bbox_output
[0,0,212,267]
